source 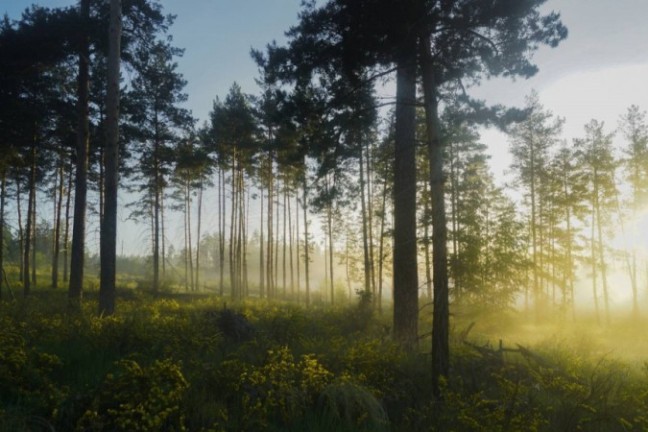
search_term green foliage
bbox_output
[3,293,648,431]
[76,359,188,432]
[0,323,64,428]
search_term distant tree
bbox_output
[547,143,588,318]
[126,33,192,293]
[618,105,648,318]
[575,120,617,325]
[509,94,563,317]
[209,83,258,299]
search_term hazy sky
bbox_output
[4,0,648,261]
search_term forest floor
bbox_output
[2,286,648,431]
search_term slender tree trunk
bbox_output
[296,193,301,300]
[218,167,225,295]
[161,192,166,278]
[31,183,36,287]
[302,167,310,306]
[0,170,5,299]
[183,193,188,292]
[17,181,24,285]
[24,145,36,296]
[288,189,294,296]
[152,132,161,294]
[99,144,104,222]
[325,175,335,304]
[423,176,433,300]
[259,182,265,297]
[345,236,352,300]
[377,175,388,312]
[266,161,274,297]
[449,141,459,301]
[52,159,64,288]
[69,0,91,307]
[283,184,287,297]
[359,143,371,295]
[99,0,121,315]
[274,181,280,294]
[591,204,600,323]
[187,180,194,292]
[241,182,250,297]
[392,36,419,350]
[63,163,72,283]
[594,182,610,325]
[365,141,376,298]
[195,184,203,291]
[421,35,450,391]
[229,165,237,297]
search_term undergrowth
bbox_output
[1,291,648,431]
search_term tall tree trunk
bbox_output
[288,189,294,296]
[195,184,203,291]
[423,175,433,300]
[63,163,72,283]
[325,174,335,304]
[16,181,24,284]
[187,180,194,292]
[266,162,274,297]
[295,193,301,300]
[98,0,121,315]
[594,182,610,325]
[275,180,280,294]
[243,182,249,297]
[0,170,5,299]
[52,159,64,289]
[152,135,161,294]
[31,183,37,287]
[259,182,265,297]
[392,36,418,350]
[591,204,600,323]
[69,0,91,307]
[449,141,459,301]
[24,145,36,296]
[377,175,388,312]
[218,167,225,295]
[283,184,287,297]
[161,191,166,278]
[229,165,237,297]
[359,143,371,295]
[365,141,376,298]
[302,168,310,306]
[421,35,450,392]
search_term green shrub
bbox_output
[0,327,63,427]
[76,358,188,431]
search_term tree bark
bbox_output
[63,162,72,283]
[196,184,203,291]
[99,0,120,315]
[302,166,310,306]
[17,180,24,285]
[392,37,419,350]
[359,143,371,295]
[23,145,36,296]
[68,0,91,308]
[420,35,450,392]
[52,158,64,289]
[0,170,5,299]
[259,182,265,297]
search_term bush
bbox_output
[76,358,188,432]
